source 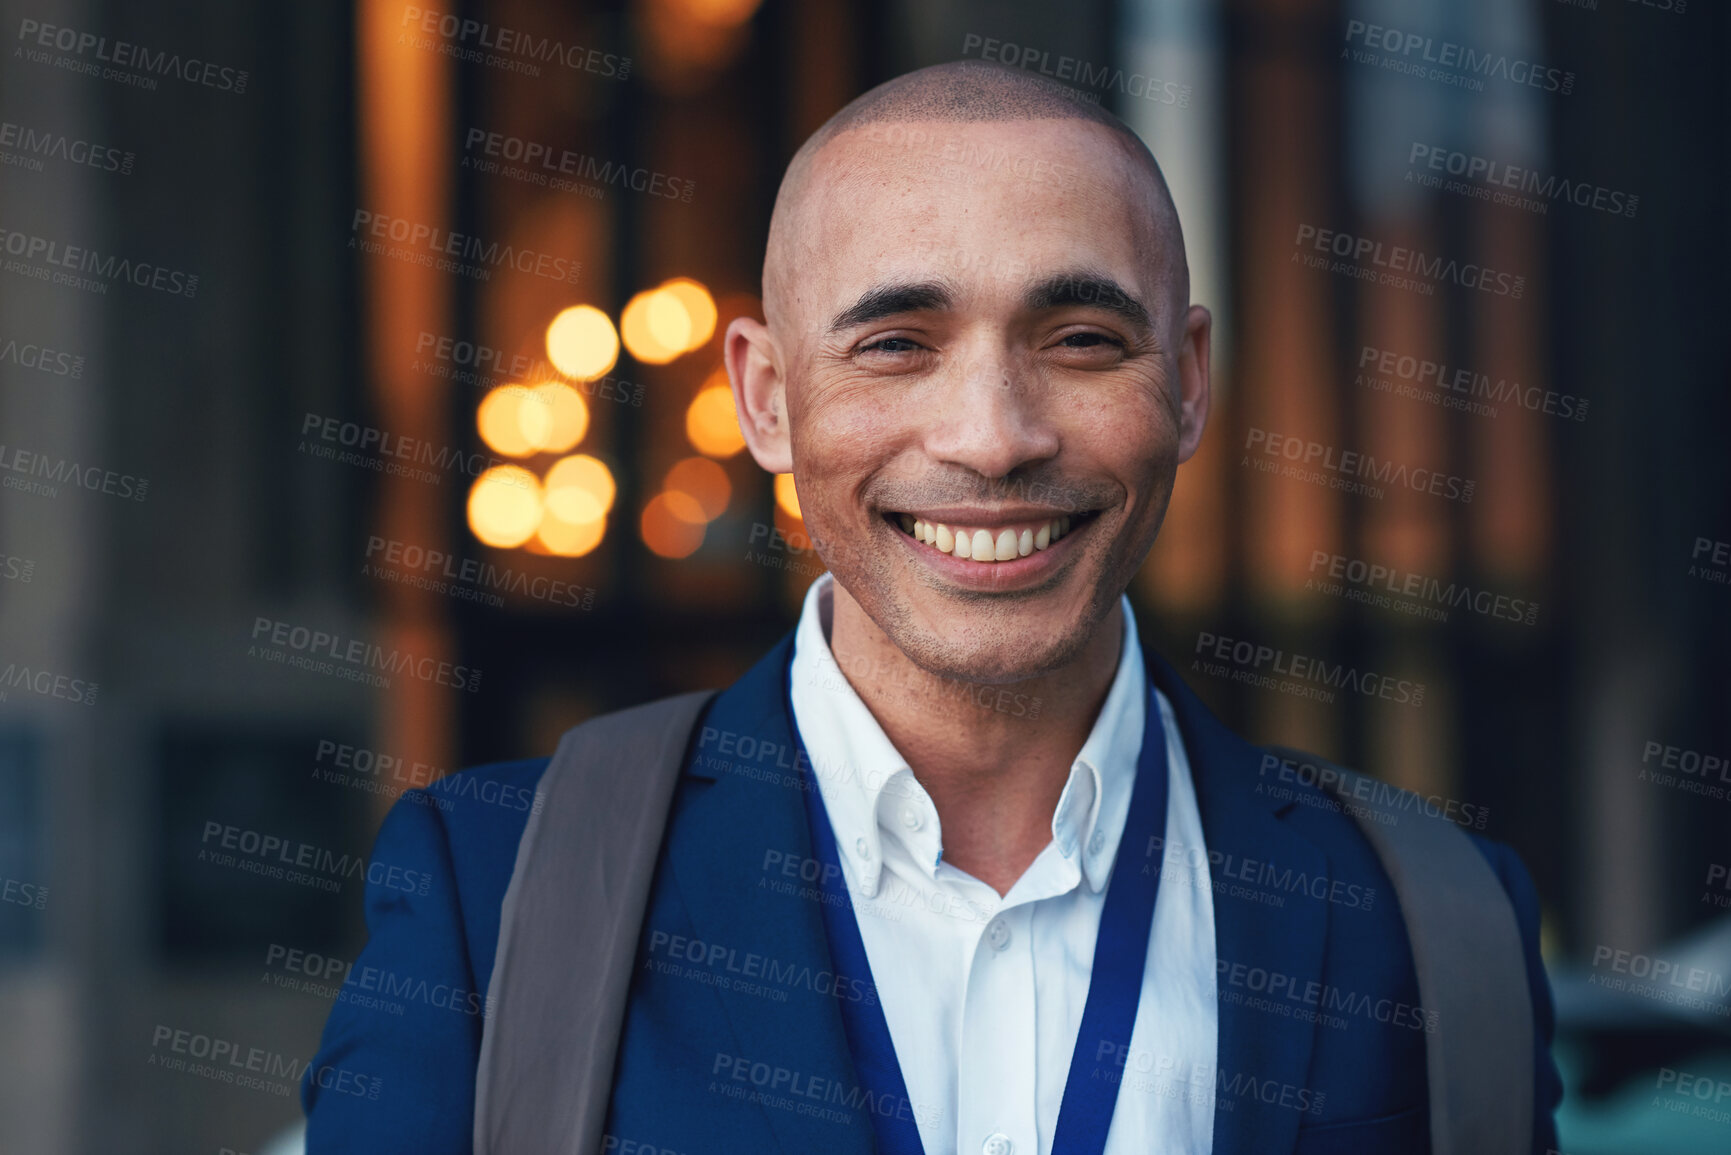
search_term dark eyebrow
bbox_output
[1024,273,1152,332]
[828,281,953,333]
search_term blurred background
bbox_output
[0,0,1726,1151]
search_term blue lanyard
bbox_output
[784,661,1170,1155]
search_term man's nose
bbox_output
[922,354,1061,481]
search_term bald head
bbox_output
[764,60,1189,334]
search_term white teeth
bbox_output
[906,515,1077,562]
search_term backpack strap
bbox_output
[475,689,718,1155]
[1264,746,1532,1155]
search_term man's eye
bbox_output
[862,337,921,353]
[1059,332,1121,349]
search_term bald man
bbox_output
[303,62,1561,1155]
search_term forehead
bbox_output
[795,119,1168,321]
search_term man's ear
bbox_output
[1175,303,1212,464]
[724,315,793,474]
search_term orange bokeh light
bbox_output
[467,465,542,547]
[686,374,746,458]
[663,456,731,521]
[774,472,802,519]
[544,304,619,380]
[641,492,707,557]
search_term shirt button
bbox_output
[900,807,923,831]
[1088,829,1106,855]
[986,918,1011,951]
[855,836,873,861]
[983,1133,1013,1155]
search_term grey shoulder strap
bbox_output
[475,689,717,1155]
[1265,746,1532,1155]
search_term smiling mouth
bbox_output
[884,510,1098,563]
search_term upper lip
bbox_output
[887,505,1092,526]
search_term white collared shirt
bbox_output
[789,573,1217,1155]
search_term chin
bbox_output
[850,571,1115,687]
[900,623,1099,686]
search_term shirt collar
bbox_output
[788,573,1148,898]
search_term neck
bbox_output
[827,584,1124,896]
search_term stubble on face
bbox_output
[766,115,1191,688]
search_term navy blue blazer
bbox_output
[302,634,1563,1153]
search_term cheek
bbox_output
[787,373,905,518]
[1052,373,1181,493]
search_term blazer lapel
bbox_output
[666,638,875,1155]
[1147,651,1331,1155]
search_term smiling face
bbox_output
[729,110,1211,686]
